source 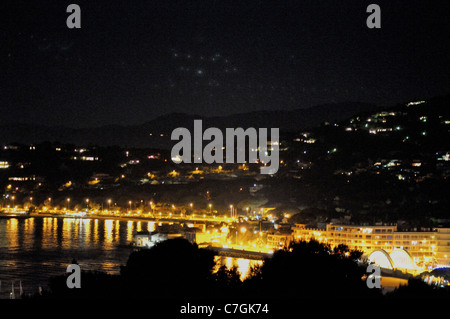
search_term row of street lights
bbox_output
[7,196,246,218]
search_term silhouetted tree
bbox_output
[120,238,216,298]
[386,278,450,298]
[242,240,380,299]
[210,265,243,297]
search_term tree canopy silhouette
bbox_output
[120,238,216,298]
[242,240,380,299]
[37,238,388,299]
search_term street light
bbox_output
[107,199,112,210]
[209,203,212,214]
[85,198,89,210]
[129,201,132,212]
[149,201,153,215]
[66,198,70,210]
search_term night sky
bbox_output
[1,0,449,128]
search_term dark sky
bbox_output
[1,0,449,128]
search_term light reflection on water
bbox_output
[0,217,255,298]
[0,217,141,298]
[214,256,263,280]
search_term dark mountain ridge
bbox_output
[0,102,387,148]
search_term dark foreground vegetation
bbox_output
[29,239,449,299]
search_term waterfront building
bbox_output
[266,229,293,250]
[292,223,450,270]
[132,229,197,249]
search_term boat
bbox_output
[0,209,31,219]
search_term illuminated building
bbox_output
[132,230,197,248]
[71,155,99,161]
[292,223,450,269]
[8,175,37,181]
[266,229,293,249]
[0,161,10,169]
